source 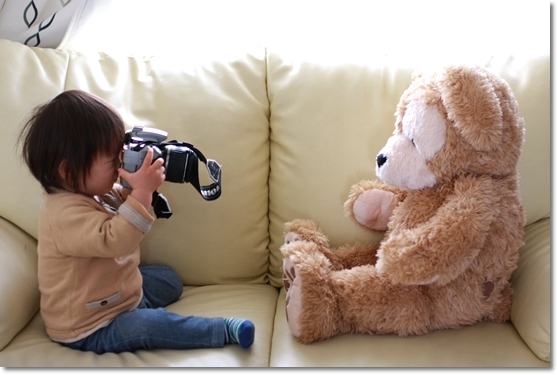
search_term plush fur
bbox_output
[280,65,526,344]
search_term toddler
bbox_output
[18,90,254,354]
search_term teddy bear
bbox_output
[280,64,526,344]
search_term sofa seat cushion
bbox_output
[0,284,278,367]
[270,289,546,367]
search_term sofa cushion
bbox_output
[270,287,546,367]
[0,284,278,366]
[0,218,40,351]
[510,218,551,362]
[0,39,271,285]
[495,55,551,226]
[265,47,550,286]
[0,40,68,239]
[268,219,551,366]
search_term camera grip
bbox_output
[120,146,161,188]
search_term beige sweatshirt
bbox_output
[37,185,155,342]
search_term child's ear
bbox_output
[58,159,67,179]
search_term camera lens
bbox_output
[162,145,192,183]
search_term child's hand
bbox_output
[118,147,165,210]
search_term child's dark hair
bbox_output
[19,90,125,194]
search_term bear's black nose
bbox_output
[376,153,387,168]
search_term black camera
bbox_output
[121,125,222,218]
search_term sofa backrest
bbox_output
[0,39,271,286]
[0,40,550,288]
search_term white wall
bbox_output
[60,0,549,61]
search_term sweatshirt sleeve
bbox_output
[118,196,153,233]
[43,192,155,258]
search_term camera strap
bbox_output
[189,146,222,201]
[152,191,172,219]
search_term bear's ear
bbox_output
[437,65,503,151]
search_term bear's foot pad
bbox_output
[283,257,303,337]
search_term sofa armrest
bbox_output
[510,217,550,362]
[0,217,40,351]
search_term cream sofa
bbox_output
[0,38,549,367]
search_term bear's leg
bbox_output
[331,266,434,336]
[282,241,348,344]
[329,242,380,269]
[283,219,379,270]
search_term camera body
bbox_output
[121,125,222,218]
[121,126,167,188]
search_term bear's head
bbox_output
[375,65,524,190]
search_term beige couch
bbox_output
[0,38,549,367]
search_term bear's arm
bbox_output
[377,175,497,286]
[343,179,407,231]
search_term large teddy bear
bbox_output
[280,64,526,344]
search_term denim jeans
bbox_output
[64,264,225,354]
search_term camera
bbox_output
[121,125,222,218]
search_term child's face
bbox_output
[80,150,122,196]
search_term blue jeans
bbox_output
[64,264,225,354]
